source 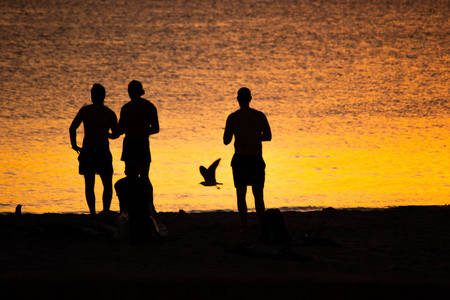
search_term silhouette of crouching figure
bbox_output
[115,161,159,242]
[259,209,290,244]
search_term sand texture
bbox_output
[2,206,450,299]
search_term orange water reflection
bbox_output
[1,115,449,214]
[1,0,448,213]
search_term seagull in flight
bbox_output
[200,158,222,188]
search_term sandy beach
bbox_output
[1,206,450,299]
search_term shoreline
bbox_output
[0,204,424,216]
[2,205,450,298]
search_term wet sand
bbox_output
[1,206,450,299]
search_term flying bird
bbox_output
[200,158,222,187]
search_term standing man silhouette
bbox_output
[118,80,159,215]
[69,84,119,215]
[223,87,272,231]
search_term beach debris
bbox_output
[199,158,222,188]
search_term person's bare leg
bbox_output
[99,172,113,212]
[252,186,265,228]
[84,173,96,215]
[138,161,156,215]
[236,186,248,231]
[147,180,155,216]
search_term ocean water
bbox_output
[0,0,449,213]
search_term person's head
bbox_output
[237,87,252,107]
[91,83,106,104]
[124,161,139,177]
[128,80,145,99]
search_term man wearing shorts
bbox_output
[69,84,119,215]
[223,87,272,231]
[118,80,159,215]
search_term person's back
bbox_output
[119,98,158,139]
[69,83,118,215]
[115,174,153,241]
[223,87,271,231]
[118,80,160,216]
[226,107,269,156]
[78,104,118,148]
[115,177,149,212]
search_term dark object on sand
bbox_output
[15,205,22,218]
[260,209,290,244]
[199,158,222,187]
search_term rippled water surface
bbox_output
[0,0,449,213]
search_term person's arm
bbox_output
[108,112,120,139]
[223,116,233,145]
[148,105,159,136]
[118,107,126,136]
[261,115,272,142]
[69,110,83,153]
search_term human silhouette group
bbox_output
[70,82,271,240]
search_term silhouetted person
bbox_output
[69,84,119,215]
[260,208,290,244]
[115,161,160,242]
[223,87,272,231]
[118,80,159,216]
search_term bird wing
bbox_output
[200,166,213,182]
[207,158,221,181]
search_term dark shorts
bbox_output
[78,147,113,175]
[231,154,266,188]
[121,137,151,162]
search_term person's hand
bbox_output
[72,145,82,154]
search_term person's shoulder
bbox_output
[103,105,117,115]
[91,104,117,118]
[125,98,156,110]
[115,177,125,184]
[121,101,132,109]
[114,176,128,187]
[249,107,262,113]
[110,109,118,120]
[141,98,157,109]
[231,108,263,116]
[80,104,93,111]
[229,109,242,116]
[77,104,95,115]
[251,108,267,118]
[226,110,239,121]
